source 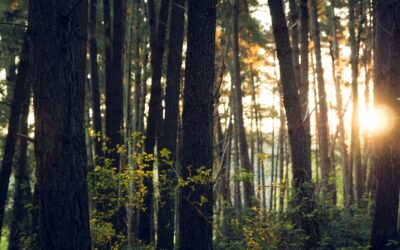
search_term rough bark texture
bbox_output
[110,0,127,235]
[89,0,103,158]
[178,0,216,249]
[370,1,400,249]
[288,0,301,85]
[29,0,91,248]
[299,0,310,125]
[139,0,170,243]
[6,40,32,250]
[310,0,334,202]
[268,0,320,248]
[232,0,255,209]
[156,0,185,248]
[0,38,31,239]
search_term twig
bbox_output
[16,133,34,142]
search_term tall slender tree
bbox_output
[348,0,363,205]
[178,0,216,248]
[232,0,255,209]
[0,37,31,239]
[29,0,91,248]
[268,0,320,247]
[310,0,334,202]
[156,0,185,248]
[139,0,170,243]
[89,0,103,158]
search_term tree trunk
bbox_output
[268,0,320,247]
[310,0,334,202]
[348,0,363,206]
[270,112,275,212]
[178,0,216,248]
[370,1,400,249]
[29,0,91,248]
[329,0,351,208]
[299,0,310,127]
[89,0,103,158]
[7,42,32,250]
[111,0,127,235]
[0,38,31,239]
[288,0,300,86]
[278,98,285,213]
[231,0,255,209]
[139,0,170,243]
[156,0,185,248]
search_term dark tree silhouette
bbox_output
[178,0,216,249]
[29,0,91,248]
[370,0,400,249]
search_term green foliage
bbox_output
[0,226,9,250]
[214,188,372,250]
[317,204,372,249]
[88,130,154,248]
[88,130,215,248]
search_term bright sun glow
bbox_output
[361,106,395,135]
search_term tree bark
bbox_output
[232,0,255,209]
[7,40,32,250]
[370,1,400,249]
[89,0,103,158]
[29,0,91,248]
[288,0,301,86]
[0,38,31,240]
[178,0,216,248]
[348,0,364,205]
[139,0,170,243]
[268,0,320,247]
[310,0,334,202]
[111,0,128,235]
[156,0,185,248]
[329,0,351,208]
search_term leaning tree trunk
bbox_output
[370,1,400,249]
[232,0,255,209]
[268,0,320,248]
[29,0,92,248]
[156,0,185,248]
[178,0,216,249]
[0,38,31,240]
[310,0,334,203]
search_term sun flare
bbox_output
[361,106,395,135]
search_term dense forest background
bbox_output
[0,0,399,249]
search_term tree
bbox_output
[0,37,31,240]
[348,0,363,205]
[178,0,216,248]
[310,0,334,202]
[89,0,103,159]
[109,0,127,235]
[268,0,320,248]
[138,0,170,243]
[232,0,255,209]
[370,0,400,248]
[29,0,91,248]
[156,0,185,248]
